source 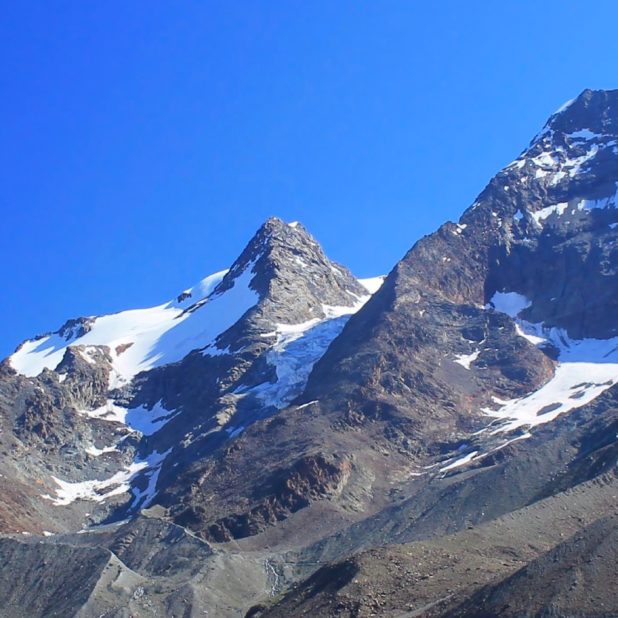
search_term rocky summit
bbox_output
[1,88,617,618]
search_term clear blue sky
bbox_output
[1,1,617,357]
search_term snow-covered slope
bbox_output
[485,291,618,433]
[10,229,384,391]
[10,266,252,384]
[358,276,385,294]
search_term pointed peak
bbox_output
[231,217,316,267]
[214,216,367,309]
[545,88,618,136]
[254,216,310,241]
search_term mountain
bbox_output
[1,88,617,617]
[0,217,379,533]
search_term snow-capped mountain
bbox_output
[1,89,617,618]
[1,217,383,527]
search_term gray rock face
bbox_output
[447,514,618,618]
[0,538,113,618]
[124,218,370,520]
[0,515,275,617]
[1,90,618,617]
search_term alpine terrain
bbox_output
[1,88,617,617]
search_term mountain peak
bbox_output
[3,91,618,618]
[545,88,618,136]
[177,217,360,323]
[249,216,312,251]
[215,217,366,307]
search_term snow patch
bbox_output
[130,448,172,510]
[44,461,148,506]
[568,128,598,140]
[44,448,171,508]
[486,292,618,434]
[85,444,118,457]
[295,400,318,410]
[576,186,617,212]
[10,263,259,382]
[553,98,575,116]
[440,451,479,472]
[358,276,385,294]
[489,292,531,318]
[530,202,569,225]
[78,399,179,437]
[251,295,370,410]
[176,269,228,306]
[454,350,480,370]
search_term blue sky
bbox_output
[1,1,617,357]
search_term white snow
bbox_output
[530,202,569,225]
[10,263,259,382]
[489,432,532,452]
[85,443,118,457]
[514,323,546,346]
[130,448,172,510]
[295,400,318,410]
[44,448,171,507]
[522,135,609,188]
[514,185,617,231]
[249,296,371,409]
[553,98,575,115]
[322,299,368,319]
[568,145,599,175]
[525,185,617,230]
[440,451,479,472]
[78,399,179,437]
[486,291,618,434]
[358,276,385,294]
[489,292,531,318]
[253,318,350,409]
[78,401,128,424]
[576,185,617,211]
[81,347,99,365]
[43,460,149,506]
[176,269,228,306]
[548,170,567,186]
[568,128,598,140]
[454,350,480,370]
[530,151,556,168]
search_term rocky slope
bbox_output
[1,88,618,617]
[0,217,376,535]
[153,89,618,553]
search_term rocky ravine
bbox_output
[1,88,618,617]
